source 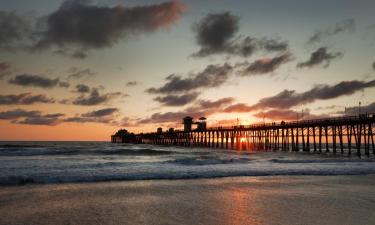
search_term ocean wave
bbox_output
[166,157,253,165]
[96,148,175,156]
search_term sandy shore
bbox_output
[1,175,375,225]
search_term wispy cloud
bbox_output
[237,53,292,76]
[62,88,125,106]
[307,19,355,45]
[0,93,55,105]
[146,63,233,94]
[223,79,375,112]
[297,47,343,68]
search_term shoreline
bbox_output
[1,175,375,225]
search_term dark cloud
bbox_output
[192,11,239,57]
[0,109,41,120]
[260,38,289,52]
[17,113,64,126]
[373,61,375,71]
[0,109,64,126]
[0,93,55,105]
[297,47,343,68]
[154,92,200,106]
[0,107,120,125]
[34,0,187,52]
[67,67,97,80]
[82,107,118,117]
[126,81,137,86]
[8,74,69,88]
[0,11,32,51]
[146,63,233,94]
[64,107,118,123]
[74,84,90,93]
[223,79,375,112]
[69,88,124,105]
[308,19,355,45]
[192,12,289,57]
[238,53,292,76]
[140,97,234,124]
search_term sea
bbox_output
[1,141,375,185]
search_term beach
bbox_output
[1,175,375,225]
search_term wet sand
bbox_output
[1,175,375,225]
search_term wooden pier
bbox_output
[130,114,375,157]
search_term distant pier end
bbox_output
[111,129,140,143]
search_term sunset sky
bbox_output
[1,0,375,141]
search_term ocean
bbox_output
[1,141,375,185]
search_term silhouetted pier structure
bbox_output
[115,114,375,157]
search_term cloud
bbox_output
[68,88,124,105]
[238,53,292,76]
[146,63,233,94]
[64,107,119,123]
[153,92,200,106]
[308,19,355,45]
[0,108,63,126]
[0,107,120,125]
[260,38,289,52]
[66,67,97,80]
[192,11,289,57]
[33,0,187,52]
[0,93,55,105]
[140,97,234,124]
[0,109,41,120]
[74,84,90,93]
[223,79,375,112]
[81,107,118,117]
[192,11,239,57]
[0,11,32,51]
[373,61,375,71]
[17,113,64,126]
[8,74,69,88]
[126,81,137,86]
[297,47,343,68]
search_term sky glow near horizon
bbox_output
[0,0,375,141]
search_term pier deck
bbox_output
[133,114,375,156]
